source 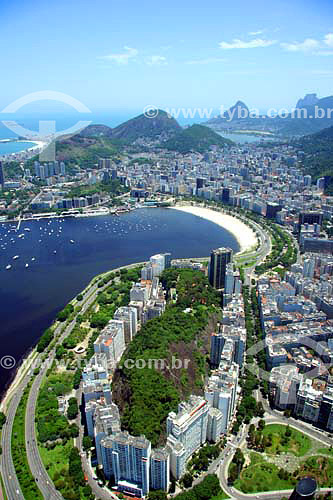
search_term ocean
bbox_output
[0,208,239,396]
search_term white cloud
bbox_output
[248,30,264,36]
[219,38,277,49]
[281,33,333,55]
[324,33,333,47]
[99,46,138,64]
[281,38,320,52]
[185,57,227,65]
[145,55,167,66]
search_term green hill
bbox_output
[56,135,121,167]
[163,124,234,153]
[111,109,181,141]
[297,125,333,194]
[78,124,113,138]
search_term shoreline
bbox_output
[0,260,147,408]
[0,139,47,159]
[0,207,257,405]
[169,205,258,253]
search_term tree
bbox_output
[258,419,266,431]
[82,436,93,451]
[0,412,6,430]
[67,397,78,420]
[68,447,84,485]
[182,472,193,488]
[147,491,168,500]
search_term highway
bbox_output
[24,274,117,499]
[0,376,29,499]
[1,262,143,500]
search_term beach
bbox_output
[169,205,258,253]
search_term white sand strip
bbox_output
[169,205,257,253]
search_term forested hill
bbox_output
[297,126,333,194]
[162,124,234,153]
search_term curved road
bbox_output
[2,262,144,500]
[0,376,30,499]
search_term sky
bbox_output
[0,0,332,124]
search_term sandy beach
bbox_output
[170,205,257,253]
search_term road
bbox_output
[1,261,143,500]
[24,272,121,499]
[217,424,333,500]
[0,376,29,499]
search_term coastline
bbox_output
[0,139,47,159]
[0,260,147,409]
[169,205,257,253]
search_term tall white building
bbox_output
[114,306,138,343]
[100,432,151,497]
[207,408,223,442]
[94,319,125,365]
[205,361,239,433]
[166,396,208,478]
[150,448,170,492]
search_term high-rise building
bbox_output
[210,332,225,368]
[100,431,151,496]
[93,319,125,364]
[205,362,239,433]
[150,448,170,492]
[298,212,323,230]
[114,306,138,344]
[207,408,223,442]
[166,396,208,478]
[209,247,233,289]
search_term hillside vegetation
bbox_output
[297,125,333,194]
[112,269,221,446]
[163,124,234,153]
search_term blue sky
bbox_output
[0,0,332,120]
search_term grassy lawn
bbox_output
[233,453,296,494]
[0,470,8,500]
[299,456,333,487]
[12,384,43,500]
[262,424,311,457]
[211,491,230,499]
[317,447,333,457]
[39,440,72,478]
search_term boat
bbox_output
[6,264,11,270]
[70,239,74,244]
[31,257,35,261]
[24,228,31,232]
[13,255,19,260]
[25,263,29,268]
[53,250,57,254]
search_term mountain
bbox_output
[207,100,250,126]
[297,125,333,194]
[78,124,113,138]
[77,110,181,142]
[111,109,181,141]
[162,124,234,153]
[57,110,182,165]
[205,95,333,137]
[296,93,319,108]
